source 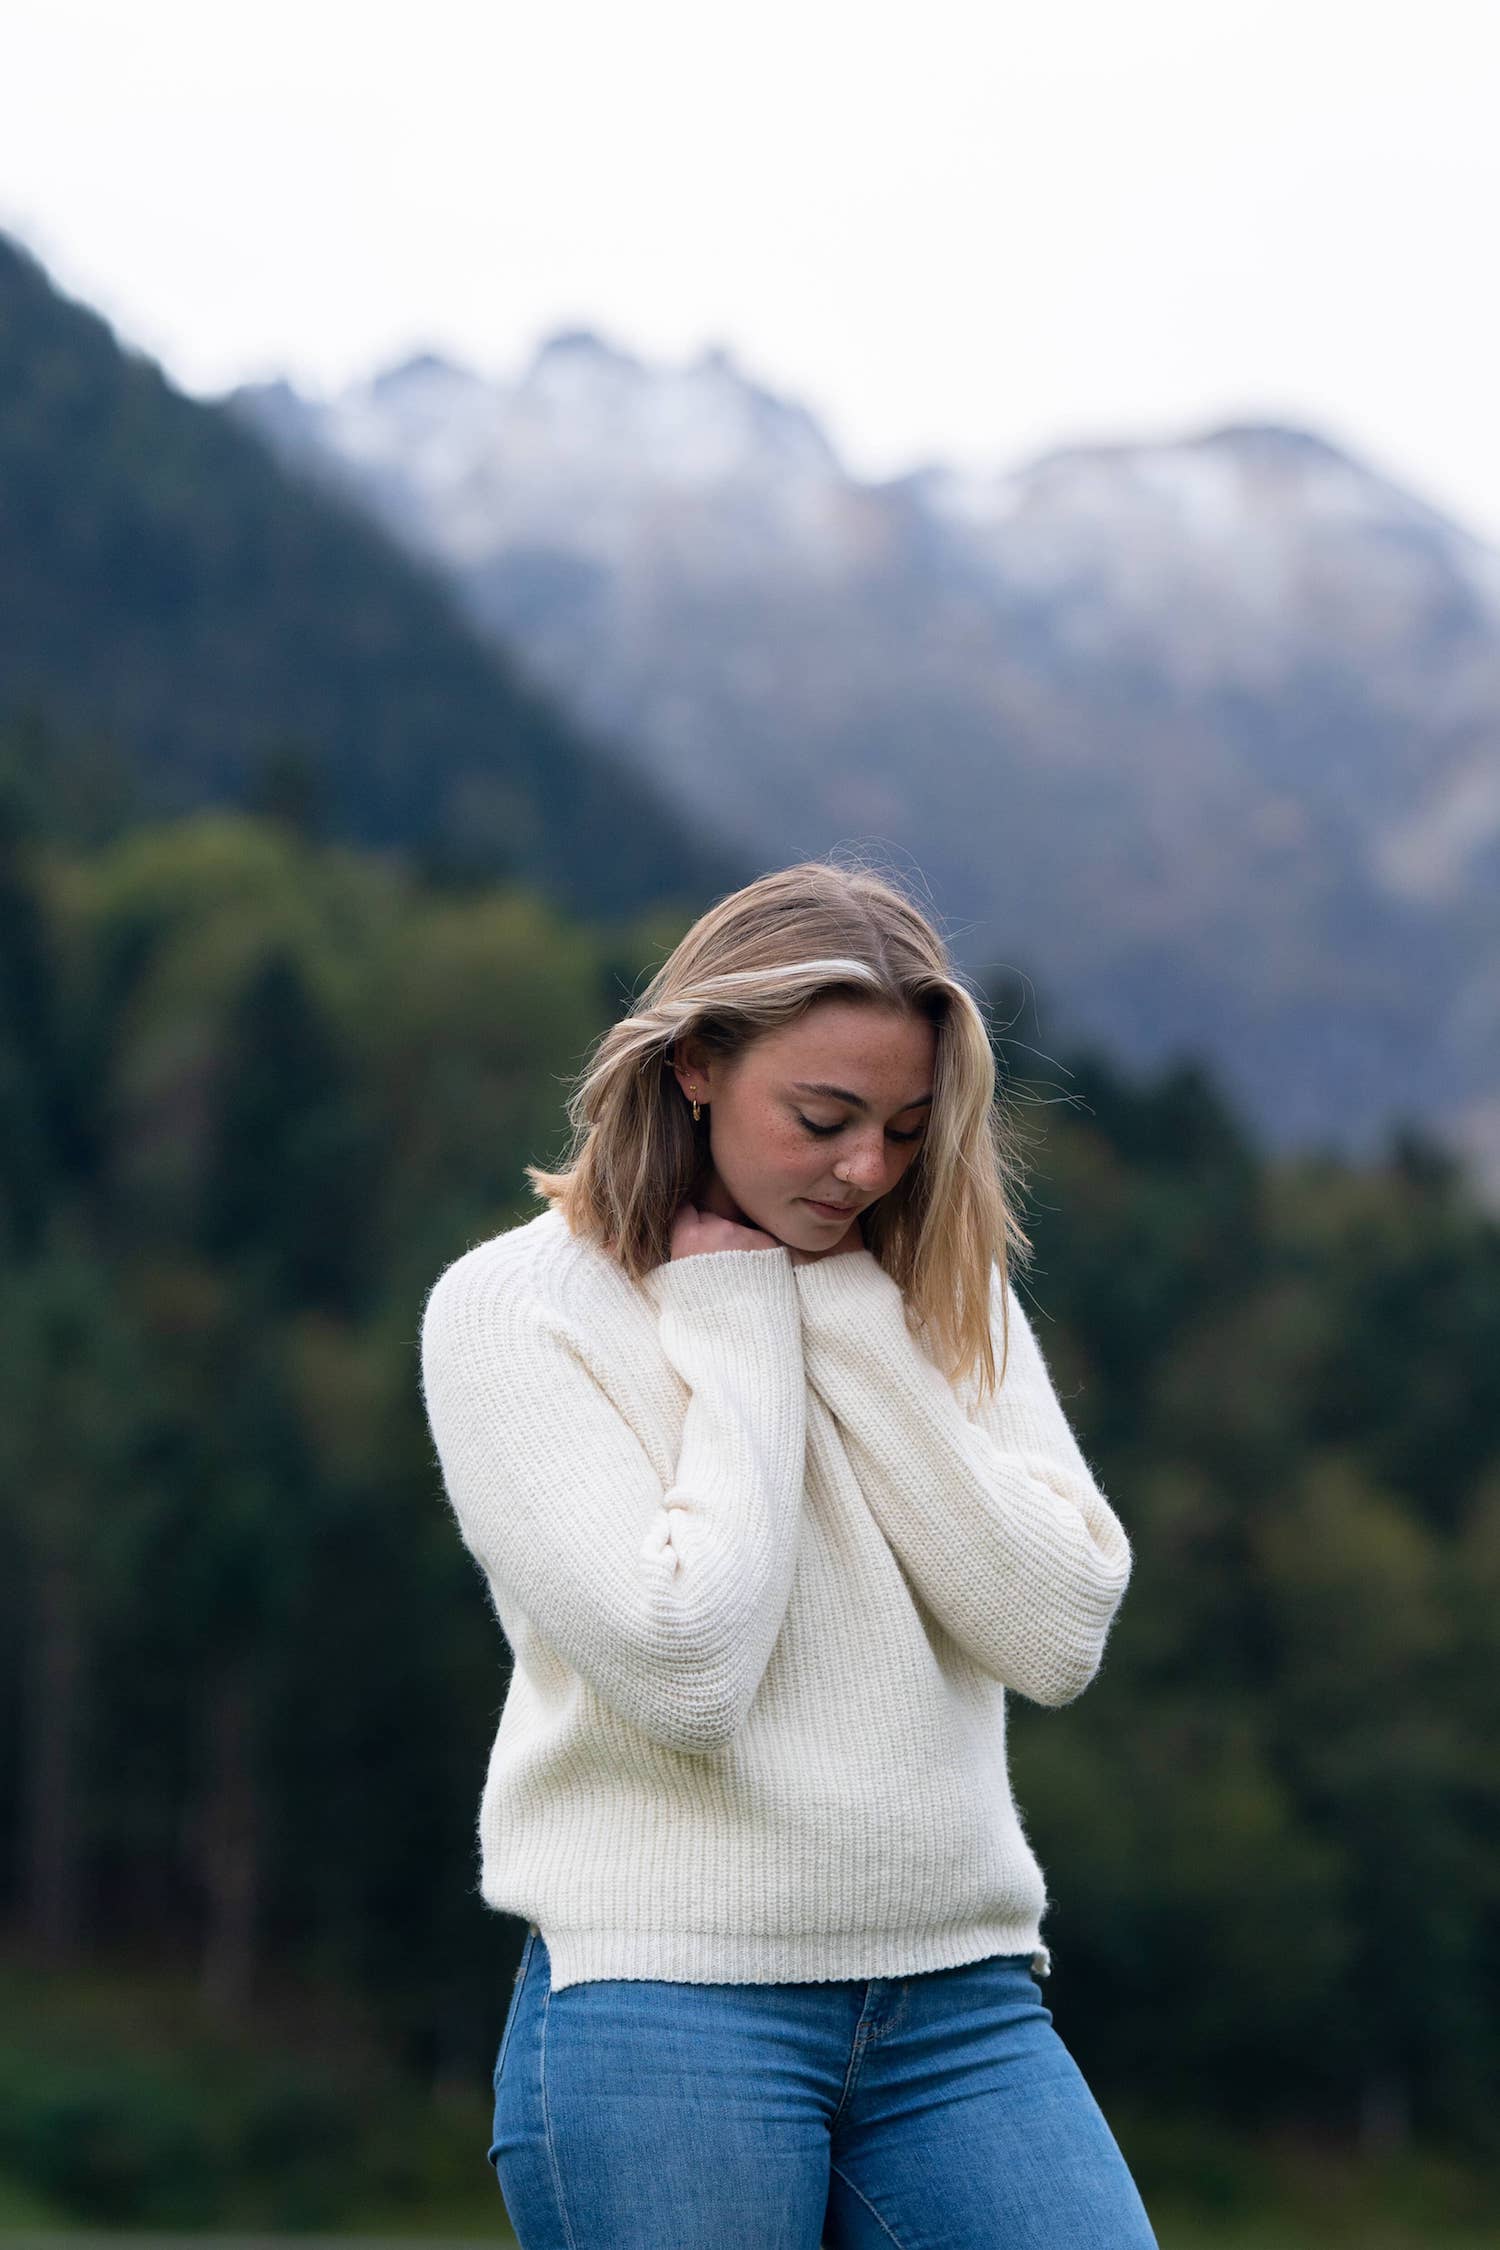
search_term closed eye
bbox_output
[797,1114,925,1145]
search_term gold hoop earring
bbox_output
[692,1098,702,1122]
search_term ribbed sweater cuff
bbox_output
[793,1246,897,1319]
[650,1243,796,1313]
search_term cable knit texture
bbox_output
[418,1208,1133,1993]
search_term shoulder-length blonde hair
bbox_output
[526,857,1037,1401]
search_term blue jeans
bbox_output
[489,1926,1160,2247]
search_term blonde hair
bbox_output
[526,857,1037,1399]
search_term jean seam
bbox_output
[829,1985,880,2132]
[538,1979,581,2250]
[829,2157,909,2249]
[493,1927,536,2090]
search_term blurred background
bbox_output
[1,4,1498,2245]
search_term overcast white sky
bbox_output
[4,1,1499,540]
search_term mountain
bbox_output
[0,234,751,922]
[227,334,1500,1193]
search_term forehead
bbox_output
[755,1001,935,1072]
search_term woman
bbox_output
[419,859,1157,2248]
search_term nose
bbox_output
[839,1133,896,1193]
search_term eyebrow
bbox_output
[791,1081,934,1115]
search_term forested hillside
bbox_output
[0,231,749,922]
[1,767,1497,2232]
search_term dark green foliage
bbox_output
[0,797,1497,2228]
[0,2028,497,2227]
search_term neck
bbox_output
[694,1168,752,1227]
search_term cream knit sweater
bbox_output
[418,1207,1133,1994]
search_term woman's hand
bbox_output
[668,1201,867,1265]
[669,1202,784,1261]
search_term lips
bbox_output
[805,1197,858,1216]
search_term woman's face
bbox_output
[672,999,937,1253]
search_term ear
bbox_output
[668,1039,700,1100]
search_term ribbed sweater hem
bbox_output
[520,1917,1053,1993]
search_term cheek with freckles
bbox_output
[776,1117,827,1184]
[739,1115,812,1199]
[721,1101,797,1183]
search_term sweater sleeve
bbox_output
[419,1242,808,1754]
[794,1251,1132,1706]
